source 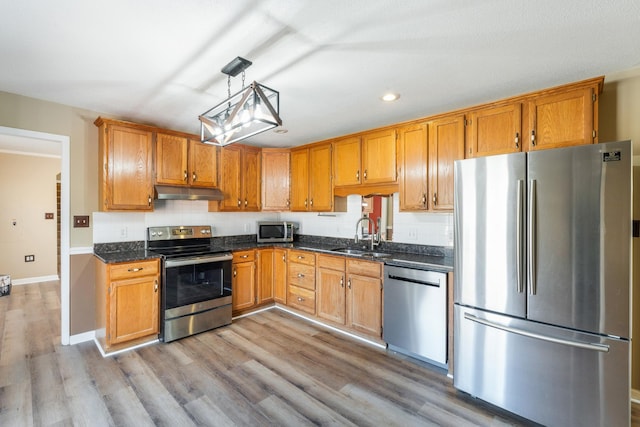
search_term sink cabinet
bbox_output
[95,258,160,348]
[316,255,347,324]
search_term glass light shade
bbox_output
[199,81,281,146]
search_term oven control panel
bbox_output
[148,225,212,241]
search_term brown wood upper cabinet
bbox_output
[95,118,154,211]
[333,129,397,188]
[212,144,261,211]
[525,84,598,151]
[290,143,340,212]
[428,114,465,211]
[261,148,290,211]
[398,123,429,210]
[466,103,522,158]
[155,133,218,187]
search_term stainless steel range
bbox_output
[147,225,233,342]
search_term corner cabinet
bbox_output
[261,149,290,211]
[212,144,261,211]
[291,143,342,212]
[95,118,154,211]
[95,258,160,348]
[155,133,218,188]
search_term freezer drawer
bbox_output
[453,305,629,427]
[383,266,447,365]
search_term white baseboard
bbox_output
[631,388,640,404]
[69,330,95,345]
[12,275,59,285]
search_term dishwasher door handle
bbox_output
[387,274,440,287]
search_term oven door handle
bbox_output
[164,254,233,268]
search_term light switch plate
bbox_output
[73,215,90,228]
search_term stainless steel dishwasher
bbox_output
[383,265,447,367]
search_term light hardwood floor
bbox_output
[1,281,638,426]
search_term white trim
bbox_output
[69,330,95,345]
[11,275,59,285]
[93,337,159,358]
[0,148,61,159]
[0,126,70,345]
[70,246,94,255]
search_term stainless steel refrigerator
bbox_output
[453,140,631,426]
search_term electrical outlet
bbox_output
[73,215,89,228]
[408,228,418,241]
[120,227,128,238]
[25,255,35,262]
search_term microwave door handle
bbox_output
[283,222,288,240]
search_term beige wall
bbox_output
[0,153,60,279]
[0,90,100,247]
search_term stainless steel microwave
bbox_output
[256,221,298,243]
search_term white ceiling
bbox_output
[1,0,640,149]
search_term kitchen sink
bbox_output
[330,248,391,258]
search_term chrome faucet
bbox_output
[354,216,380,251]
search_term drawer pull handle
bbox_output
[127,267,143,272]
[297,255,304,259]
[348,278,352,289]
[297,273,305,278]
[340,276,344,287]
[154,280,158,292]
[240,255,249,259]
[297,297,305,302]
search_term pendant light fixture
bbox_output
[199,57,282,146]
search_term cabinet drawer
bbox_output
[288,262,315,290]
[233,250,255,263]
[317,254,345,271]
[288,250,315,266]
[109,259,159,280]
[347,259,382,278]
[288,285,315,315]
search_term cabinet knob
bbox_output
[341,276,344,287]
[363,169,367,180]
[304,199,308,208]
[237,199,242,207]
[348,278,352,289]
[297,296,305,302]
[154,280,158,292]
[184,170,188,181]
[233,269,237,277]
[515,132,520,149]
[192,172,197,182]
[356,170,360,181]
[148,195,152,206]
[421,194,426,205]
[531,130,536,146]
[240,254,248,259]
[310,199,314,207]
[244,199,248,207]
[432,193,438,206]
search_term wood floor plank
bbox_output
[2,281,636,427]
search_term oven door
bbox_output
[163,253,232,315]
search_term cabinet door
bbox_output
[333,136,361,186]
[219,145,242,210]
[261,149,290,211]
[290,148,310,211]
[155,133,189,186]
[347,274,382,337]
[257,249,274,304]
[232,261,256,311]
[467,103,522,158]
[109,275,159,344]
[527,86,595,151]
[398,123,428,211]
[317,263,346,325]
[189,139,218,187]
[273,248,288,304]
[242,146,261,211]
[309,143,333,211]
[428,114,465,211]
[362,129,397,184]
[105,125,154,211]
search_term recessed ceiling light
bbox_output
[273,128,288,134]
[381,93,400,102]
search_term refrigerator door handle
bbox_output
[516,180,524,293]
[464,312,610,352]
[528,179,537,295]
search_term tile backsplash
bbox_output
[93,194,453,247]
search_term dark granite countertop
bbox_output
[93,236,454,273]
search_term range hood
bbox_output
[154,185,224,201]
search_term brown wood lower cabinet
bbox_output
[273,248,288,304]
[316,254,383,338]
[95,257,160,348]
[232,250,256,313]
[286,249,316,314]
